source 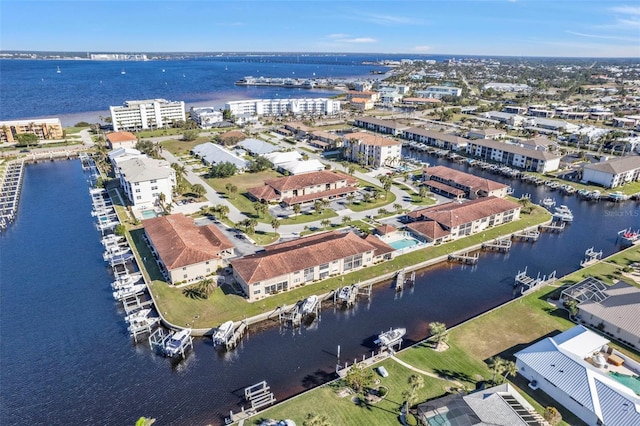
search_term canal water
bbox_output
[0,159,638,425]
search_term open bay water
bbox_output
[1,159,638,425]
[0,54,400,126]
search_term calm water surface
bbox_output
[1,159,638,425]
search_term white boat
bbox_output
[112,284,146,300]
[121,68,126,75]
[164,328,192,357]
[212,320,234,345]
[375,327,406,347]
[540,198,556,209]
[103,246,131,262]
[337,286,352,301]
[553,205,574,223]
[124,308,152,324]
[111,273,142,290]
[56,66,61,74]
[608,191,628,202]
[301,295,318,315]
[128,316,159,334]
[90,187,106,195]
[101,234,124,246]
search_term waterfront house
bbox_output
[465,138,561,173]
[230,231,392,301]
[143,213,235,285]
[0,118,64,143]
[581,156,640,188]
[109,99,186,132]
[106,131,137,150]
[405,197,521,243]
[515,325,640,426]
[341,132,402,168]
[247,170,358,207]
[422,166,509,199]
[117,156,176,210]
[561,278,640,349]
[190,107,223,129]
[417,383,543,425]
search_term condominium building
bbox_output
[415,86,462,98]
[224,98,340,117]
[422,166,509,199]
[143,213,235,285]
[465,138,561,173]
[190,107,223,129]
[581,156,640,188]
[342,132,402,168]
[116,156,176,210]
[353,116,409,136]
[0,118,64,143]
[231,231,392,301]
[402,127,469,151]
[109,99,186,132]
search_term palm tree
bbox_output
[314,200,324,215]
[419,185,429,200]
[428,322,449,348]
[229,185,238,200]
[271,218,281,234]
[393,203,402,213]
[321,219,331,229]
[502,360,518,381]
[303,412,330,426]
[191,183,206,199]
[292,203,301,218]
[342,215,351,225]
[197,278,216,299]
[402,374,425,414]
[488,356,506,385]
[216,204,230,219]
[346,194,355,205]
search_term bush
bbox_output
[405,413,418,426]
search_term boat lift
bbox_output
[580,247,603,267]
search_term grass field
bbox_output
[160,138,210,156]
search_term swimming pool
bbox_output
[609,372,640,395]
[388,237,421,250]
[141,210,158,219]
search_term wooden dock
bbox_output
[279,304,302,327]
[515,267,557,294]
[481,237,512,252]
[227,381,276,423]
[580,247,603,267]
[225,321,247,350]
[539,221,565,233]
[0,160,25,231]
[448,252,479,265]
[512,229,540,242]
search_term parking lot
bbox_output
[194,217,261,257]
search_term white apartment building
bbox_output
[415,86,462,98]
[110,99,186,132]
[224,98,340,117]
[117,156,176,210]
[465,138,561,173]
[190,107,223,129]
[342,131,402,168]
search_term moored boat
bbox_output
[375,327,406,346]
[553,205,574,223]
[212,320,234,345]
[124,308,152,324]
[540,197,556,209]
[337,286,352,301]
[301,295,318,315]
[608,191,628,202]
[164,328,192,357]
[112,284,146,300]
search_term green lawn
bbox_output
[64,126,90,134]
[160,138,210,156]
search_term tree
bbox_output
[135,140,159,158]
[488,356,506,385]
[247,156,273,173]
[209,162,237,178]
[565,299,579,318]
[191,183,206,198]
[402,374,425,414]
[197,278,216,299]
[222,109,233,121]
[502,360,518,381]
[518,196,531,212]
[114,224,126,236]
[419,185,429,200]
[292,203,301,217]
[342,215,351,224]
[346,194,355,205]
[544,406,562,426]
[253,201,268,218]
[15,133,39,147]
[393,203,403,213]
[344,361,374,394]
[229,185,238,200]
[314,200,324,215]
[321,219,331,229]
[182,129,199,141]
[428,322,449,348]
[271,218,281,234]
[303,412,330,426]
[379,174,393,194]
[378,208,389,216]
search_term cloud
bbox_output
[413,45,432,52]
[610,6,640,15]
[325,34,376,44]
[350,11,421,26]
[565,30,639,42]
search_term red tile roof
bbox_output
[143,213,234,270]
[247,185,280,202]
[106,131,137,143]
[424,180,466,197]
[408,197,520,228]
[375,224,397,235]
[406,221,450,241]
[424,166,507,194]
[364,234,396,257]
[258,171,357,194]
[344,132,402,147]
[231,231,388,285]
[282,185,358,205]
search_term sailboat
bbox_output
[56,66,61,74]
[121,68,126,75]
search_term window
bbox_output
[150,179,157,184]
[253,289,261,295]
[183,274,187,279]
[136,196,142,200]
[151,186,158,190]
[135,189,141,193]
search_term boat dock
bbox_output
[448,251,479,265]
[225,321,248,350]
[226,381,276,424]
[481,237,512,252]
[0,160,25,231]
[539,221,566,233]
[279,304,302,327]
[515,267,557,294]
[148,328,193,358]
[580,247,603,267]
[511,229,540,242]
[395,269,416,291]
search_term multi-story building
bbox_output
[143,213,234,285]
[106,131,137,150]
[405,197,521,243]
[224,98,340,117]
[190,107,223,129]
[422,166,509,199]
[581,156,640,188]
[342,132,402,168]
[402,127,469,151]
[109,99,186,132]
[0,118,64,143]
[230,231,393,301]
[247,170,358,206]
[465,138,561,172]
[415,86,462,98]
[116,156,176,210]
[352,116,409,136]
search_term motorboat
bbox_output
[112,284,146,300]
[375,327,406,347]
[111,273,142,290]
[124,308,152,324]
[337,286,352,301]
[212,320,234,345]
[103,246,131,262]
[164,328,192,357]
[301,295,318,315]
[553,205,574,223]
[619,228,640,245]
[608,191,628,202]
[540,198,556,209]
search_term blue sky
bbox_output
[1,1,639,57]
